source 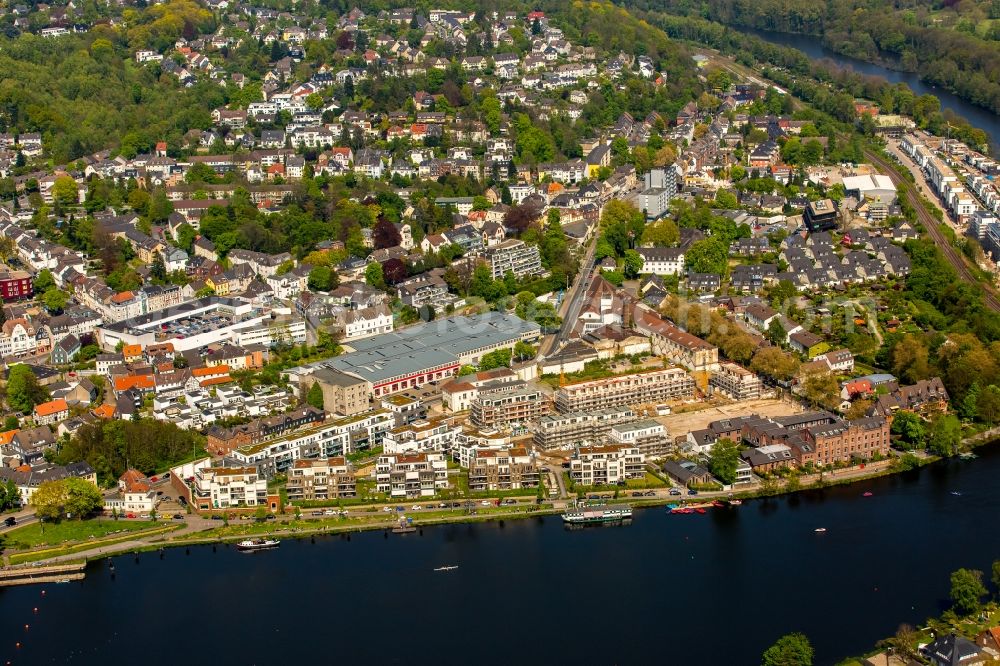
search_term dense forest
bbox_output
[623,5,990,148]
[627,0,1000,118]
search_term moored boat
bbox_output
[561,504,632,525]
[236,538,280,551]
[814,528,827,533]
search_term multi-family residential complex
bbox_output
[608,419,672,459]
[285,457,357,501]
[554,367,695,412]
[191,465,269,510]
[533,407,638,450]
[229,409,395,477]
[467,446,539,492]
[484,239,543,280]
[569,444,645,486]
[382,417,461,455]
[375,452,449,498]
[469,383,551,429]
[709,362,764,401]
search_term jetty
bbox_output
[0,561,86,587]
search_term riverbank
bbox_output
[8,442,989,570]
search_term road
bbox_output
[864,147,1000,312]
[538,232,598,358]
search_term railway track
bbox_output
[864,149,1000,313]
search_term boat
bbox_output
[960,452,978,460]
[561,505,633,525]
[670,506,694,514]
[695,507,707,514]
[814,528,827,533]
[235,538,280,551]
[950,491,963,497]
[863,492,873,497]
[728,499,743,506]
[434,565,459,572]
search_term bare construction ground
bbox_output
[656,397,804,436]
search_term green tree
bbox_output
[950,568,987,615]
[306,382,324,410]
[623,249,644,278]
[640,218,680,247]
[52,176,79,207]
[928,414,962,457]
[767,318,787,346]
[890,411,925,449]
[802,371,841,411]
[685,237,729,275]
[42,287,69,313]
[31,478,101,521]
[0,479,20,511]
[175,223,197,252]
[64,477,103,518]
[34,269,55,293]
[513,340,537,361]
[708,438,741,485]
[6,364,50,413]
[365,262,386,290]
[761,633,813,666]
[308,265,337,292]
[479,349,513,370]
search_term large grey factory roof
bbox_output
[314,312,540,384]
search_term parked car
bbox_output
[126,513,136,519]
[411,505,421,510]
[172,514,184,520]
[323,509,336,516]
[177,497,188,507]
[4,516,16,527]
[669,489,682,496]
[687,489,699,496]
[382,506,392,512]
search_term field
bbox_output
[4,519,161,550]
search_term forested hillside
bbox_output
[633,0,1000,116]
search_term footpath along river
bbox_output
[3,444,1000,665]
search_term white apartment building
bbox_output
[569,444,645,486]
[192,466,268,510]
[375,452,449,498]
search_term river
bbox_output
[3,447,1000,665]
[747,27,1000,145]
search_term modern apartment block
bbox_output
[382,417,462,455]
[375,452,449,498]
[608,419,672,459]
[485,239,543,280]
[285,457,357,501]
[569,444,645,486]
[554,367,695,412]
[467,446,540,492]
[470,383,551,429]
[191,466,268,510]
[532,407,637,451]
[709,362,763,401]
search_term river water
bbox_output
[747,27,1000,144]
[3,446,1000,665]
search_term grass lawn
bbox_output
[4,519,161,550]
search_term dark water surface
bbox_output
[3,446,999,665]
[748,27,1000,145]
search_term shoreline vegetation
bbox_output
[4,436,995,569]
